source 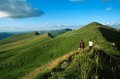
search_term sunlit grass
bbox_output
[0,22,119,79]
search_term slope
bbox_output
[0,32,51,79]
[0,31,39,45]
[0,22,120,79]
[22,22,120,79]
[47,47,120,79]
[0,33,49,52]
[38,28,72,37]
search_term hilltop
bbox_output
[0,22,120,79]
[38,28,72,37]
[0,28,72,41]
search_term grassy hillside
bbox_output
[21,22,119,79]
[0,33,49,52]
[32,22,120,79]
[0,32,39,45]
[0,22,120,79]
[0,28,72,41]
[38,28,72,37]
[47,47,120,79]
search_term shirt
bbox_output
[89,41,93,46]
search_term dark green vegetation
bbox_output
[0,28,72,40]
[0,33,13,40]
[38,28,72,37]
[0,22,120,79]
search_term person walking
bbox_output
[79,40,85,50]
[89,39,93,49]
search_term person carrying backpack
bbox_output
[79,40,85,50]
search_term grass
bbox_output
[0,33,49,52]
[0,22,120,79]
[0,32,38,45]
[48,46,120,79]
[21,50,78,79]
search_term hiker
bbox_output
[79,40,85,50]
[89,39,93,49]
[112,42,116,47]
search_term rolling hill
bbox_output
[0,28,72,41]
[38,28,72,37]
[0,22,120,79]
[0,33,13,40]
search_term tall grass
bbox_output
[0,22,119,79]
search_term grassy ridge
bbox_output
[0,32,39,45]
[0,33,51,79]
[21,50,78,79]
[27,22,120,79]
[0,22,119,79]
[48,47,120,79]
[0,33,49,52]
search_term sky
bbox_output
[0,0,120,32]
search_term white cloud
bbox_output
[0,0,44,19]
[106,22,110,25]
[0,12,10,18]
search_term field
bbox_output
[0,22,120,79]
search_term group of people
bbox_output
[79,39,93,50]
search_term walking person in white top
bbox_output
[89,39,93,49]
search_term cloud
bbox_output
[0,0,44,19]
[105,7,112,11]
[0,12,10,18]
[69,0,84,2]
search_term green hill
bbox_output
[0,33,13,40]
[38,28,72,37]
[0,22,120,79]
[0,31,39,45]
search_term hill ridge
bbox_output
[21,49,79,79]
[0,22,119,79]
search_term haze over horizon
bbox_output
[0,0,120,32]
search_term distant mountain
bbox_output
[0,33,13,40]
[0,31,41,45]
[0,29,72,40]
[109,24,120,28]
[38,28,72,37]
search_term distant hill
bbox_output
[0,29,72,40]
[0,22,119,79]
[0,31,40,45]
[38,28,72,37]
[0,33,13,40]
[109,24,120,28]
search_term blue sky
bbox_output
[0,0,120,32]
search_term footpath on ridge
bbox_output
[21,48,89,79]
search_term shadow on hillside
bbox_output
[98,27,120,49]
[48,33,54,38]
[36,48,120,79]
[94,49,120,79]
[37,53,74,79]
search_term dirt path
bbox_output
[20,49,80,79]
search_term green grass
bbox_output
[0,32,38,45]
[48,47,120,79]
[0,22,120,79]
